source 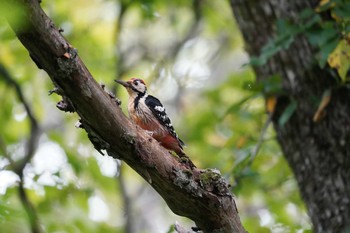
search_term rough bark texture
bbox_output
[6,0,246,232]
[231,0,350,232]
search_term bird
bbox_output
[115,78,187,157]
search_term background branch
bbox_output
[116,164,136,233]
[0,63,42,233]
[0,63,40,173]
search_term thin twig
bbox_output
[0,137,42,233]
[116,163,135,233]
[18,180,42,233]
[0,63,41,172]
[0,63,42,233]
[249,113,272,165]
[230,113,272,188]
[0,63,37,130]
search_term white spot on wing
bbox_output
[155,106,165,112]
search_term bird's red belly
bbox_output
[132,116,179,149]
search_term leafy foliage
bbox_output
[251,0,350,82]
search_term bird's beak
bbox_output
[115,80,130,88]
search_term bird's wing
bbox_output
[145,95,185,146]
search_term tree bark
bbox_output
[5,0,246,232]
[231,0,350,232]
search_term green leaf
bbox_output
[333,3,350,20]
[318,36,340,68]
[278,100,298,126]
[249,55,267,67]
[305,24,338,47]
[327,39,350,81]
[262,74,283,95]
[250,20,300,67]
[303,13,322,29]
[277,19,301,37]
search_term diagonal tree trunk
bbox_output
[230,1,350,232]
[4,0,246,232]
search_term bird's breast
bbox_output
[128,102,167,136]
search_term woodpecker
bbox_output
[116,78,186,157]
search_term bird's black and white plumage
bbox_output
[116,78,185,156]
[144,95,185,146]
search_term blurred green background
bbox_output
[0,0,310,232]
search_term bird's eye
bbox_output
[134,81,138,86]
